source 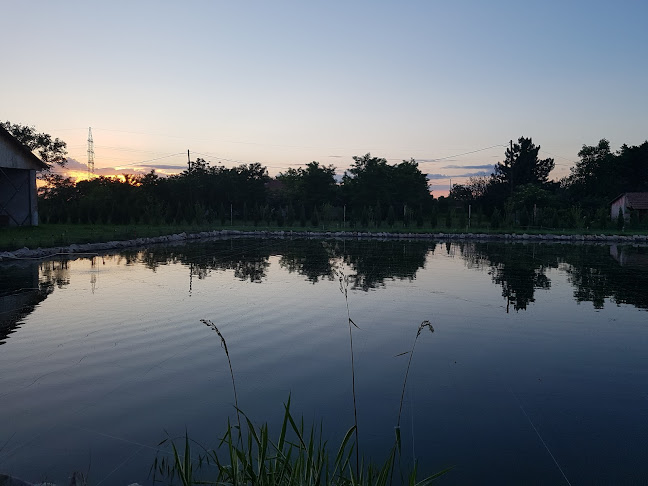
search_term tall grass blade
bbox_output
[336,268,360,478]
[397,320,434,429]
[201,319,241,434]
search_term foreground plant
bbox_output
[152,310,452,484]
[152,395,450,485]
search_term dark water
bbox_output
[1,238,647,485]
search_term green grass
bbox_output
[2,221,646,252]
[0,223,221,251]
[152,286,452,486]
[152,396,452,486]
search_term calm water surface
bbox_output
[1,238,647,485]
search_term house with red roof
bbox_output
[610,192,648,222]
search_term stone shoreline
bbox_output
[1,229,647,263]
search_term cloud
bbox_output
[60,157,87,171]
[122,164,187,170]
[441,164,494,170]
[51,157,185,181]
[416,158,455,163]
[427,170,492,180]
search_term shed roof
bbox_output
[0,124,49,170]
[625,192,648,210]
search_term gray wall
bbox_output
[0,134,42,226]
[0,167,39,226]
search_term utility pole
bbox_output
[187,149,191,172]
[509,139,514,196]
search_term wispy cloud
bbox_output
[123,164,187,170]
[427,170,492,180]
[59,158,87,171]
[53,157,184,180]
[417,158,456,163]
[441,164,494,170]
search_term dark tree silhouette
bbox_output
[342,154,432,221]
[276,161,338,213]
[494,137,554,192]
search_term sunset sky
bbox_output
[2,1,647,195]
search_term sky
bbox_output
[2,0,647,195]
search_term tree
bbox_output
[342,153,393,210]
[562,139,648,211]
[448,183,474,202]
[562,139,613,201]
[616,141,648,193]
[494,137,554,192]
[277,162,337,211]
[342,153,431,217]
[1,121,68,170]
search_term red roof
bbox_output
[625,192,648,210]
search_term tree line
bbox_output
[450,136,648,230]
[38,154,436,228]
[3,121,647,230]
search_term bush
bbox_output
[311,207,320,227]
[491,208,502,229]
[617,208,624,231]
[387,205,395,227]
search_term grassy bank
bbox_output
[2,222,647,252]
[0,223,220,251]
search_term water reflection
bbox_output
[460,243,556,312]
[279,240,336,283]
[566,244,648,310]
[132,239,272,282]
[119,238,433,290]
[1,239,647,344]
[0,259,71,344]
[459,242,648,311]
[338,239,433,290]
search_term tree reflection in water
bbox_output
[2,238,647,345]
[459,242,556,312]
[1,259,71,344]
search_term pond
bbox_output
[1,237,647,485]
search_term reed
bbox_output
[201,318,241,433]
[153,395,450,485]
[152,297,452,484]
[335,268,360,478]
[396,320,434,429]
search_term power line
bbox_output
[113,153,186,168]
[414,144,507,163]
[539,149,577,166]
[192,151,305,170]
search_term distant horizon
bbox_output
[43,132,645,199]
[51,142,507,197]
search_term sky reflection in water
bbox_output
[0,238,647,485]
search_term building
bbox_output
[0,124,49,226]
[610,192,648,222]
